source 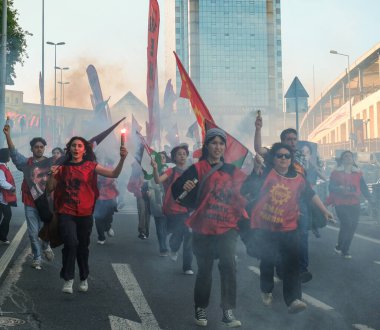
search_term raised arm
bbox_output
[151,159,168,184]
[3,125,28,170]
[95,146,128,178]
[254,115,268,156]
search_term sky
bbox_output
[8,0,380,111]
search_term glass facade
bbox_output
[166,0,283,137]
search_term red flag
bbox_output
[146,0,160,144]
[136,131,154,156]
[174,52,215,138]
[205,119,249,168]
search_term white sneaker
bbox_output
[170,251,178,262]
[97,240,105,245]
[31,259,42,270]
[288,299,307,314]
[184,269,194,275]
[261,292,273,306]
[107,228,115,237]
[43,247,54,262]
[78,279,88,292]
[62,280,74,294]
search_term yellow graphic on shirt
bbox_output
[269,183,291,206]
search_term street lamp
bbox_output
[57,81,70,107]
[46,41,65,107]
[364,119,370,152]
[330,49,352,150]
[55,66,69,106]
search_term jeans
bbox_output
[25,206,49,261]
[167,213,193,271]
[335,204,360,255]
[136,197,150,236]
[0,204,12,241]
[257,229,301,306]
[192,229,238,310]
[154,216,168,253]
[298,200,310,273]
[58,214,93,281]
[94,199,116,241]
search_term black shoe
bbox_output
[194,307,207,327]
[222,309,241,328]
[312,228,321,238]
[138,233,147,240]
[300,271,313,283]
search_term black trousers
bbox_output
[335,204,360,255]
[94,199,116,241]
[0,204,12,241]
[257,229,301,306]
[58,214,93,281]
[192,229,238,310]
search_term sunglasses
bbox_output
[275,153,291,160]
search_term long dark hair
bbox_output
[199,135,226,161]
[267,143,295,172]
[65,136,96,162]
[336,150,357,168]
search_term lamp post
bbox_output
[55,66,69,106]
[330,50,352,150]
[57,81,70,107]
[46,42,65,107]
[364,119,370,152]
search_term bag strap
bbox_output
[194,162,224,208]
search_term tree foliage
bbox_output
[0,0,30,85]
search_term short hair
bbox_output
[0,148,10,163]
[280,128,297,142]
[52,147,64,155]
[170,144,189,163]
[30,137,47,148]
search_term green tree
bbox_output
[0,0,30,85]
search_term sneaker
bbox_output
[170,251,178,262]
[261,292,273,306]
[194,307,207,327]
[288,299,307,314]
[222,309,241,328]
[300,271,313,283]
[334,245,342,255]
[159,251,169,257]
[97,240,106,245]
[78,279,88,292]
[342,254,352,259]
[43,247,54,261]
[138,233,147,240]
[31,259,42,270]
[62,280,74,294]
[312,228,321,238]
[107,228,115,237]
[184,269,194,275]
[0,239,10,245]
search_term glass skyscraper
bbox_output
[165,0,283,141]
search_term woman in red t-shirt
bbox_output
[47,136,128,294]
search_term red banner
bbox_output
[174,52,215,139]
[146,0,160,144]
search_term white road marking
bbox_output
[352,324,376,330]
[248,266,334,311]
[326,225,380,245]
[110,263,161,330]
[373,261,380,265]
[0,221,27,280]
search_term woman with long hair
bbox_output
[328,150,371,259]
[47,136,128,294]
[172,128,247,328]
[241,143,333,313]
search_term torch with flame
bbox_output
[120,128,127,146]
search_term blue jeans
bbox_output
[154,216,168,253]
[298,201,310,273]
[25,206,49,261]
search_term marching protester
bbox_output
[172,129,247,328]
[52,147,64,162]
[94,158,119,245]
[147,151,169,256]
[3,125,54,269]
[328,150,372,259]
[152,143,193,273]
[0,148,17,244]
[127,161,150,239]
[46,136,127,294]
[241,143,333,313]
[254,115,314,283]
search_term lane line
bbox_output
[373,261,380,265]
[0,221,27,280]
[111,263,161,330]
[352,324,376,330]
[326,225,380,245]
[248,266,334,311]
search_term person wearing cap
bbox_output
[152,143,193,274]
[171,128,247,328]
[0,148,17,244]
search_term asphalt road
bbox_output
[0,204,379,330]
